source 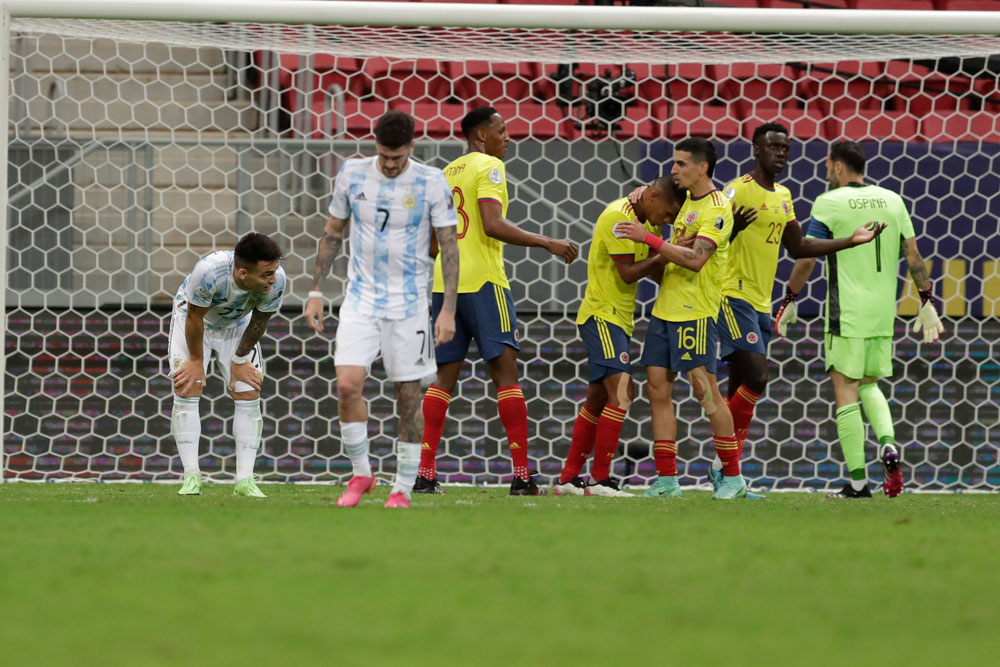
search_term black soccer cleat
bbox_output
[827,482,873,499]
[413,475,445,495]
[510,474,548,496]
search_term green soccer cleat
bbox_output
[707,467,723,493]
[712,474,748,500]
[233,477,267,498]
[643,476,683,498]
[177,474,202,496]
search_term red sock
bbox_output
[589,405,627,482]
[497,385,530,481]
[714,435,740,476]
[417,386,451,479]
[729,384,761,458]
[653,440,677,477]
[560,405,600,483]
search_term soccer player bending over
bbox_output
[713,122,884,498]
[416,106,578,496]
[555,178,684,497]
[303,110,459,509]
[780,140,943,499]
[616,137,744,499]
[170,232,286,498]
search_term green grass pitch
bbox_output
[1,483,996,666]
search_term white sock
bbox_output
[711,455,723,471]
[391,441,421,498]
[341,421,372,478]
[851,477,868,491]
[233,398,263,483]
[171,396,202,476]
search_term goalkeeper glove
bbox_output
[912,288,944,343]
[774,289,799,337]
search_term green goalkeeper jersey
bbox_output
[805,182,916,338]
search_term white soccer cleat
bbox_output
[587,478,633,498]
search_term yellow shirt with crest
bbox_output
[651,189,733,322]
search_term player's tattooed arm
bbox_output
[234,309,274,357]
[612,221,715,272]
[435,225,460,313]
[904,237,932,291]
[310,215,348,291]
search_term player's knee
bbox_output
[605,375,634,410]
[231,389,260,401]
[337,376,364,400]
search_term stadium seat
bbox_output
[825,110,920,141]
[666,103,741,140]
[794,61,887,116]
[492,101,577,140]
[298,97,390,139]
[882,60,975,116]
[716,63,800,108]
[740,105,830,140]
[763,1,848,7]
[667,64,721,106]
[365,58,454,105]
[394,102,468,139]
[848,0,935,9]
[941,0,998,8]
[449,61,538,107]
[720,1,763,8]
[920,112,1000,142]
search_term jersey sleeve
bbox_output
[602,209,638,257]
[695,203,732,249]
[257,268,287,312]
[894,194,916,240]
[475,159,507,205]
[428,169,458,229]
[806,195,835,239]
[782,189,798,223]
[184,257,219,307]
[327,165,352,219]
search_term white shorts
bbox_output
[168,312,264,393]
[334,308,435,383]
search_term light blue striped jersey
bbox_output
[173,250,287,330]
[328,156,456,319]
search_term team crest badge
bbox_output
[747,332,759,344]
[194,285,210,300]
[514,329,520,342]
[714,215,725,230]
[487,168,503,185]
[724,187,736,200]
[685,212,698,225]
[403,193,417,209]
[619,352,629,364]
[782,201,791,216]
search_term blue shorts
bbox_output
[640,315,718,374]
[718,296,772,360]
[432,281,519,364]
[578,316,632,383]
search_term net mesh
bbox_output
[3,14,999,489]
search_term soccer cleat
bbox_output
[643,476,683,498]
[413,475,446,495]
[553,476,589,496]
[827,483,873,499]
[711,474,748,500]
[336,474,377,507]
[384,491,411,509]
[177,474,202,496]
[881,445,904,498]
[745,489,768,500]
[587,477,633,498]
[707,467,724,493]
[510,474,547,496]
[233,477,267,498]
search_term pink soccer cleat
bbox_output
[881,445,904,498]
[336,474,377,507]
[384,492,411,509]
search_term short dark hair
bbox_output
[752,122,790,145]
[651,176,684,204]
[460,106,497,139]
[675,137,717,178]
[829,140,866,175]
[234,232,284,269]
[374,110,415,149]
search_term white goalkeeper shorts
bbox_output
[168,311,264,393]
[334,307,435,383]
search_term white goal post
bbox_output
[2,0,999,490]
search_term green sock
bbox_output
[859,382,895,446]
[835,403,866,481]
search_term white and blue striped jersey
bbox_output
[172,250,287,330]
[329,156,456,320]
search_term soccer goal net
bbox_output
[2,0,998,491]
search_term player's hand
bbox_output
[229,360,263,392]
[732,204,758,236]
[675,233,697,249]
[613,221,647,243]
[434,307,456,346]
[546,238,578,264]
[172,359,205,395]
[627,185,648,206]
[774,290,799,337]
[303,296,325,333]
[912,301,944,344]
[851,221,887,246]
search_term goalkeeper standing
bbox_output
[780,140,943,499]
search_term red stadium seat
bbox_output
[449,61,538,107]
[365,58,454,104]
[848,1,935,9]
[920,112,1000,142]
[394,102,468,139]
[721,1,763,7]
[882,60,975,116]
[825,110,920,141]
[795,61,887,115]
[740,105,830,140]
[941,0,999,9]
[715,63,800,108]
[668,64,721,106]
[763,1,848,7]
[298,98,389,139]
[492,101,577,140]
[666,103,742,140]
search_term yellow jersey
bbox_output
[576,198,660,336]
[721,174,798,313]
[652,188,733,322]
[432,151,509,293]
